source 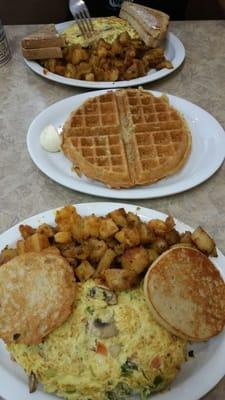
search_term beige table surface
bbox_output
[0,20,225,400]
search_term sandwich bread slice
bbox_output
[119,1,169,48]
[21,24,65,60]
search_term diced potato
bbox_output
[115,226,140,247]
[19,224,35,239]
[126,212,141,226]
[54,231,72,244]
[121,247,149,274]
[83,215,100,238]
[16,239,26,255]
[104,269,138,291]
[148,219,168,236]
[0,247,17,265]
[56,205,79,232]
[94,248,116,277]
[88,239,108,263]
[108,208,127,228]
[36,223,54,238]
[71,219,85,241]
[164,229,180,245]
[191,226,217,256]
[151,238,168,254]
[139,223,156,244]
[75,260,95,281]
[148,248,159,264]
[73,243,90,260]
[25,233,50,252]
[165,215,175,230]
[99,218,119,239]
[57,242,77,259]
[180,231,193,244]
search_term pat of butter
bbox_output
[40,125,62,152]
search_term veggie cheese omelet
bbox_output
[61,17,139,47]
[9,280,187,400]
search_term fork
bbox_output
[69,0,94,38]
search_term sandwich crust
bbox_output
[144,247,225,341]
[0,252,76,344]
[120,2,169,48]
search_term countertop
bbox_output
[0,20,225,400]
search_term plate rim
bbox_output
[23,26,185,89]
[0,201,225,400]
[26,89,225,200]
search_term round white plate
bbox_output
[27,89,225,199]
[24,20,185,89]
[0,202,225,400]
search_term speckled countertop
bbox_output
[0,20,225,400]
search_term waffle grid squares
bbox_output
[62,89,191,187]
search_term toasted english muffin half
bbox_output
[0,252,76,345]
[144,246,225,341]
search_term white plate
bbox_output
[0,202,225,400]
[27,89,225,199]
[24,20,185,89]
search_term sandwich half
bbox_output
[119,1,169,48]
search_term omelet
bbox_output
[8,280,187,400]
[61,17,139,47]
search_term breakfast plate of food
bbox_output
[21,2,185,88]
[27,88,225,199]
[0,202,225,400]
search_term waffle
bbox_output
[62,89,192,188]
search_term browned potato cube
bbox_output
[84,215,100,238]
[115,226,140,247]
[99,218,119,239]
[121,247,149,274]
[108,208,127,227]
[0,247,17,265]
[25,233,50,252]
[54,231,72,244]
[151,238,168,254]
[165,215,175,230]
[180,231,193,244]
[148,219,168,236]
[191,226,217,256]
[56,205,78,232]
[88,239,108,263]
[75,260,95,281]
[19,224,35,239]
[126,212,141,226]
[104,269,139,291]
[164,229,180,245]
[148,248,159,264]
[36,223,54,238]
[16,240,26,255]
[94,248,116,277]
[139,223,156,244]
[71,221,85,241]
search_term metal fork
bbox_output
[69,0,94,38]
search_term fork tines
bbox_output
[76,6,94,38]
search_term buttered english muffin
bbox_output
[144,246,225,341]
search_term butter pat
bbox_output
[40,125,62,152]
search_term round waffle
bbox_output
[62,88,192,188]
[144,247,225,341]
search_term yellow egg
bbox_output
[61,17,139,47]
[8,280,187,400]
